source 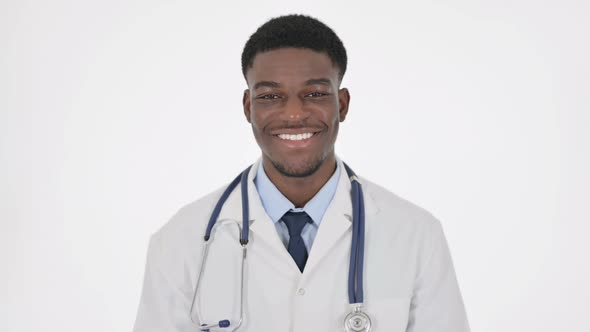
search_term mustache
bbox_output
[266,123,326,136]
[268,121,325,131]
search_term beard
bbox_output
[268,151,329,178]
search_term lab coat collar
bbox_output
[253,157,341,227]
[216,156,380,274]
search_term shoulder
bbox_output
[149,184,228,253]
[143,184,233,285]
[137,185,233,294]
[358,176,441,232]
[358,176,448,274]
[359,176,438,221]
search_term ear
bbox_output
[243,89,252,123]
[337,88,350,122]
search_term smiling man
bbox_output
[133,14,470,332]
[243,44,348,208]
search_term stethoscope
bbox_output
[190,162,371,332]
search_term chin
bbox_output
[269,153,326,178]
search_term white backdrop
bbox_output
[2,0,589,331]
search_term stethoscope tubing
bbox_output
[195,162,367,330]
[344,162,365,304]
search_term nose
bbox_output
[282,97,309,122]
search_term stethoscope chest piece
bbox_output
[194,162,371,331]
[344,305,372,332]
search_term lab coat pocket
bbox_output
[366,297,411,332]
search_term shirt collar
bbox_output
[253,159,341,226]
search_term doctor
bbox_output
[133,14,470,332]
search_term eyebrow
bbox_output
[304,78,332,86]
[253,81,281,90]
[252,78,333,91]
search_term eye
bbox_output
[305,92,329,98]
[256,94,281,100]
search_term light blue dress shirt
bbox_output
[253,160,341,252]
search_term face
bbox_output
[243,48,350,177]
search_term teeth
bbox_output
[277,132,314,141]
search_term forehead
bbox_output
[246,48,338,87]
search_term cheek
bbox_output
[251,107,275,131]
[250,111,270,142]
[251,121,264,140]
[322,99,341,123]
[324,107,341,126]
[332,113,340,125]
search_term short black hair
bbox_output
[241,14,348,82]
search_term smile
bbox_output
[276,132,316,141]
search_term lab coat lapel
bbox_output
[303,159,381,276]
[301,159,353,275]
[217,160,297,271]
[246,161,291,252]
[215,158,381,276]
[247,160,304,273]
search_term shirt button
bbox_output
[297,288,305,295]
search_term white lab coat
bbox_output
[133,158,470,332]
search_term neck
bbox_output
[262,155,337,208]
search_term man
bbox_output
[133,14,470,332]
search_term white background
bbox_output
[1,0,589,331]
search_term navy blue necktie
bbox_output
[281,211,313,272]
